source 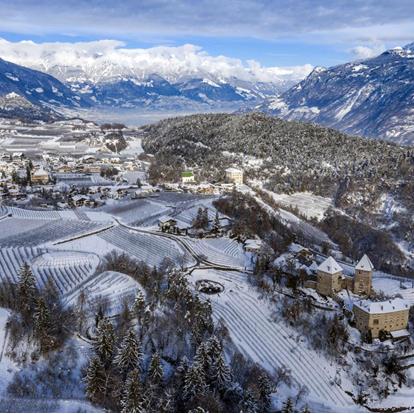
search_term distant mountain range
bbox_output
[1,41,414,146]
[258,42,414,145]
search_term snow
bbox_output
[354,298,410,314]
[189,268,354,410]
[0,308,17,395]
[317,256,342,274]
[259,190,332,221]
[355,254,374,271]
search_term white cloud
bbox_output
[0,38,313,83]
[351,44,385,59]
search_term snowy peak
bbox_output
[0,56,91,109]
[258,41,414,145]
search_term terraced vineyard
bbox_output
[65,271,141,314]
[191,269,353,409]
[0,220,104,247]
[0,247,45,284]
[99,226,193,267]
[104,199,170,225]
[32,251,100,295]
[185,238,246,268]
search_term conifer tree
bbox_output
[210,352,232,390]
[183,362,208,401]
[206,335,222,363]
[121,368,143,413]
[282,397,294,413]
[17,263,36,317]
[194,342,211,374]
[114,329,143,375]
[148,351,164,387]
[258,373,274,412]
[85,356,106,404]
[132,290,145,321]
[95,318,115,367]
[33,296,52,352]
[239,389,258,412]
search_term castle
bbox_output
[316,254,373,297]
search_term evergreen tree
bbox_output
[183,362,208,401]
[213,210,220,232]
[148,352,164,387]
[258,373,274,412]
[95,318,115,367]
[17,263,36,318]
[114,329,143,375]
[282,397,294,413]
[210,352,232,390]
[194,342,211,375]
[121,368,143,413]
[206,335,222,363]
[85,356,106,404]
[239,389,258,412]
[132,291,146,321]
[33,296,52,351]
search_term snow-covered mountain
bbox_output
[258,42,414,145]
[0,40,311,110]
[0,57,90,109]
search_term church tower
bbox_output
[354,254,374,296]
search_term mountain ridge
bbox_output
[258,42,414,145]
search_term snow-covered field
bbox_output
[65,271,141,314]
[263,191,332,221]
[373,277,414,306]
[189,268,355,410]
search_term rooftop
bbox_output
[354,298,410,314]
[317,256,342,275]
[225,167,243,173]
[355,254,374,272]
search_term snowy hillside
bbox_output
[259,42,414,145]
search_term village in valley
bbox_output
[0,116,413,412]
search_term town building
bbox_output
[353,298,410,339]
[181,171,195,184]
[225,167,243,185]
[31,167,50,185]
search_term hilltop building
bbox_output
[354,254,373,295]
[316,256,343,296]
[225,167,243,185]
[316,254,374,297]
[353,298,410,339]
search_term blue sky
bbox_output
[0,0,413,67]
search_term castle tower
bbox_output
[316,256,343,297]
[354,254,374,296]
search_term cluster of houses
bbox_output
[314,254,411,340]
[0,150,153,206]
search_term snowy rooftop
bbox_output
[354,298,410,314]
[317,256,342,274]
[225,167,243,173]
[355,254,374,272]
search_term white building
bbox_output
[225,167,243,185]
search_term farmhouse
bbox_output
[158,215,189,235]
[244,239,263,254]
[353,298,410,339]
[225,167,243,185]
